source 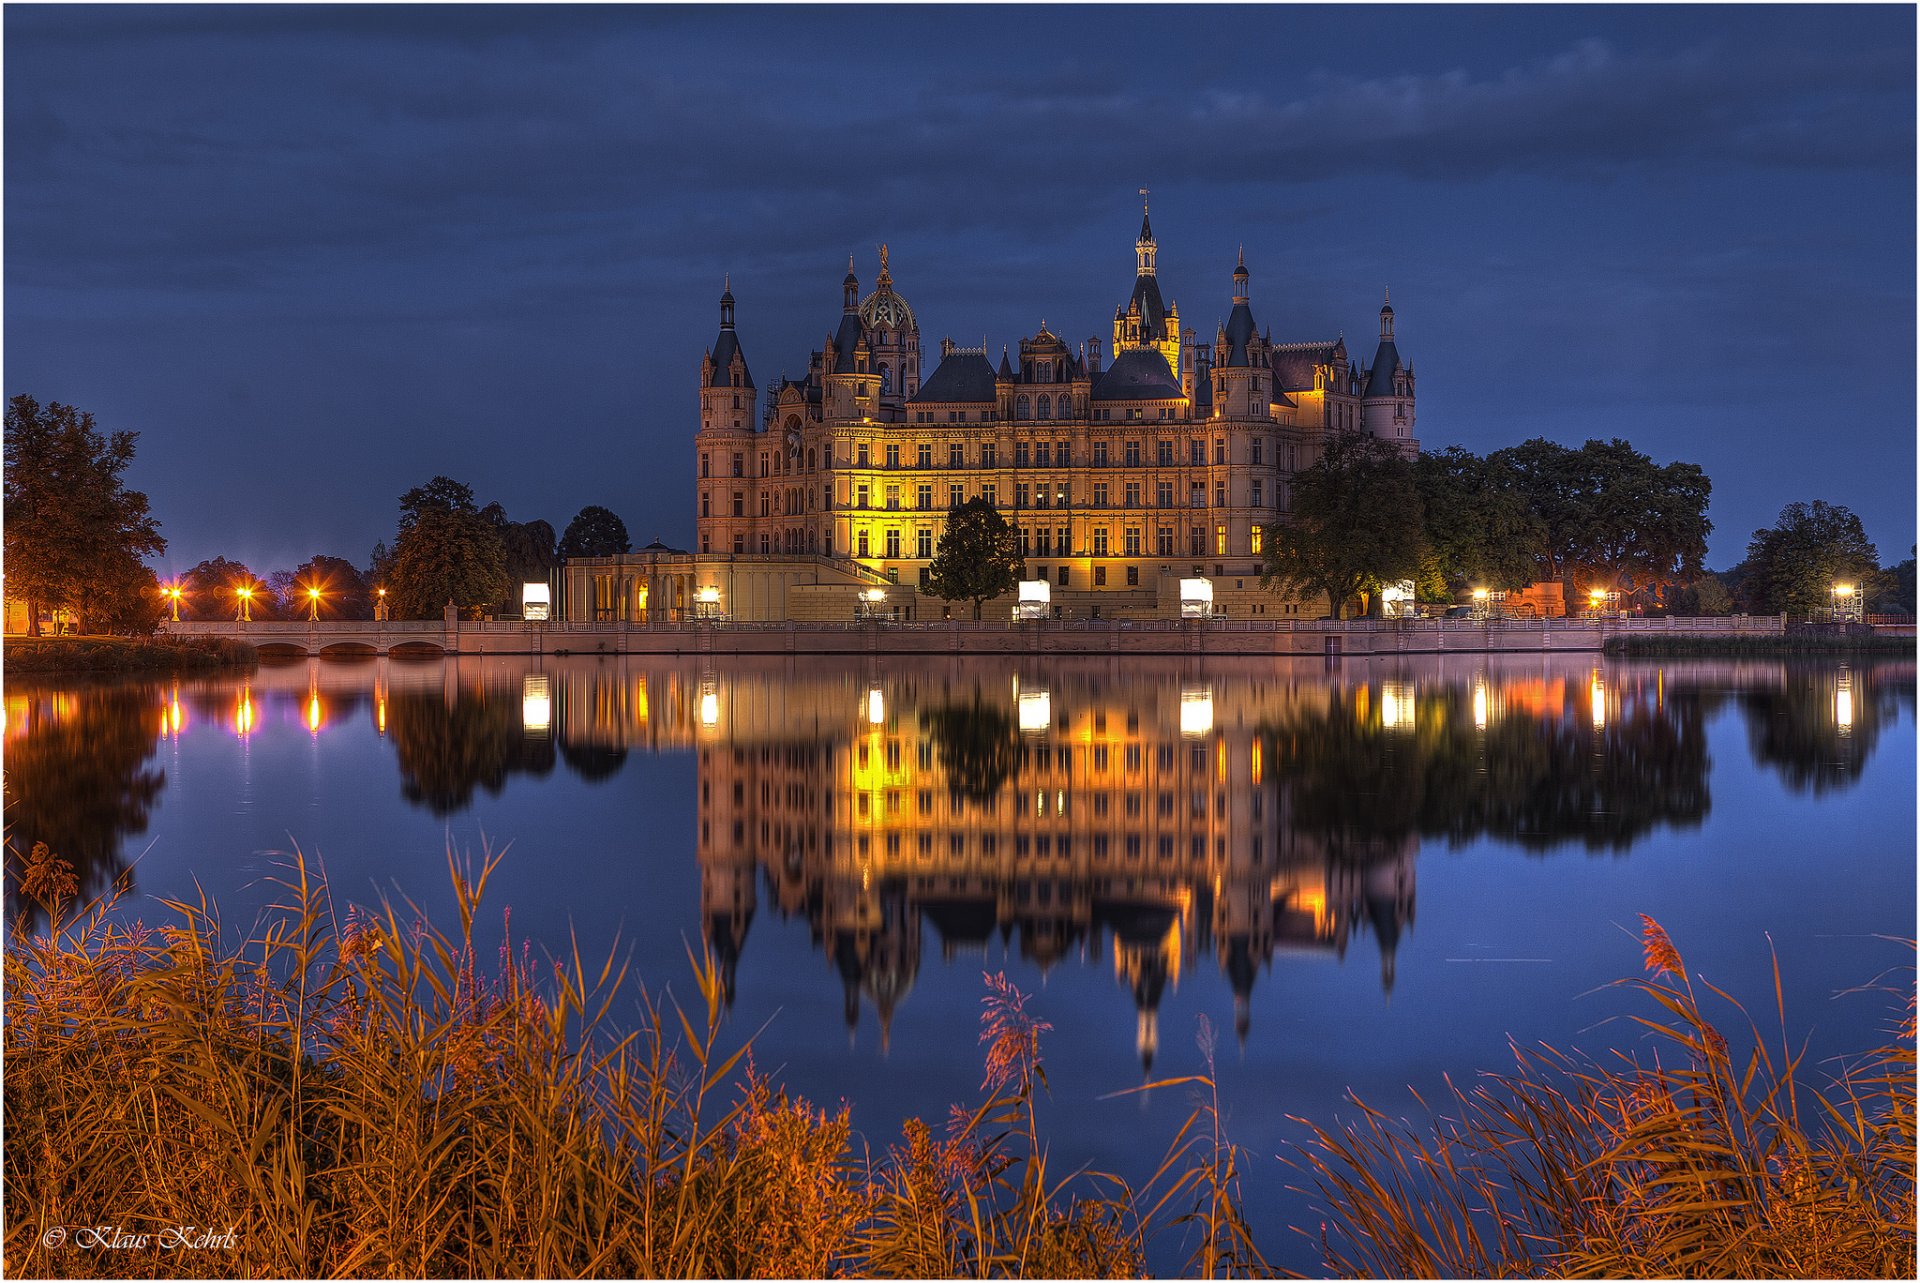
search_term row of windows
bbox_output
[845,523,1264,561]
[700,437,1282,479]
[839,478,1268,510]
[838,828,1273,868]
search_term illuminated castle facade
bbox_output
[694,207,1417,610]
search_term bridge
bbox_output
[159,613,1793,660]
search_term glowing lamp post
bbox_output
[306,585,323,622]
[375,587,388,622]
[1832,582,1862,625]
[236,585,254,623]
[164,584,183,622]
[1469,587,1489,622]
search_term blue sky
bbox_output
[6,4,1913,573]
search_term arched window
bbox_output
[807,447,816,471]
[880,364,892,395]
[1037,394,1051,420]
[1016,395,1031,420]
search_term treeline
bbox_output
[1263,433,1714,617]
[1265,433,1910,618]
[5,394,645,632]
[174,477,635,624]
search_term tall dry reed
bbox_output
[1291,915,1915,1278]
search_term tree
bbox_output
[1492,438,1712,605]
[920,696,1020,807]
[557,505,631,559]
[1414,447,1543,593]
[925,497,1023,620]
[181,557,275,620]
[1668,574,1734,617]
[4,395,165,634]
[1259,431,1426,619]
[397,476,478,535]
[1741,500,1880,616]
[387,507,509,620]
[90,552,165,635]
[1884,548,1915,616]
[483,503,556,614]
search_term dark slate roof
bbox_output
[1125,274,1170,344]
[830,311,865,367]
[708,329,752,388]
[1270,343,1341,393]
[1139,210,1153,242]
[1223,300,1257,367]
[1365,339,1402,398]
[1091,347,1183,401]
[912,351,997,403]
[997,347,1014,379]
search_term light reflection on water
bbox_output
[4,652,1913,1268]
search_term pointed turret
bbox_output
[707,277,752,389]
[1361,286,1414,446]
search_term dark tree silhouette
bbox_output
[920,695,1020,807]
[4,395,166,634]
[3,683,165,928]
[557,506,631,559]
[925,498,1022,620]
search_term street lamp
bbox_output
[375,586,388,621]
[236,585,254,623]
[306,584,323,621]
[163,583,183,622]
[1470,587,1489,622]
[1832,581,1862,624]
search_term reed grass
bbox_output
[2,842,1237,1279]
[1290,915,1915,1278]
[7,840,1910,1279]
[2,635,257,674]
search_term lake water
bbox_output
[5,652,1913,1272]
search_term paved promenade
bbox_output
[159,614,1788,658]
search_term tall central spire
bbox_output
[1135,188,1156,277]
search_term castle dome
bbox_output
[859,244,917,332]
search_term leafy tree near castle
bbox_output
[4,395,166,634]
[926,497,1023,620]
[1739,500,1880,616]
[385,476,508,619]
[1260,430,1425,619]
[1491,437,1711,607]
[557,505,631,559]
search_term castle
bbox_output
[652,205,1417,622]
[691,205,1415,619]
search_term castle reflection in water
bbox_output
[685,665,1417,1066]
[6,655,1908,1066]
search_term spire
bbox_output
[1135,187,1157,277]
[719,276,735,330]
[876,243,892,289]
[843,259,859,313]
[998,346,1013,379]
[1232,249,1249,306]
[1380,287,1394,340]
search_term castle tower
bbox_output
[1112,194,1181,373]
[1361,289,1416,449]
[695,278,758,556]
[858,245,920,417]
[1215,248,1268,420]
[824,257,875,421]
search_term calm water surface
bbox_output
[6,652,1913,1271]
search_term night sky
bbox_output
[6,4,1914,577]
